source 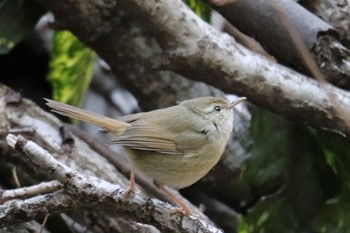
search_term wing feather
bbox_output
[111,109,211,155]
[110,123,182,154]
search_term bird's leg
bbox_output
[160,186,191,215]
[123,167,136,197]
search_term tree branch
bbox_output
[36,0,350,138]
[207,0,350,89]
[2,134,222,233]
[0,180,62,204]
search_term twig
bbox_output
[11,167,21,188]
[0,181,62,204]
[40,213,50,233]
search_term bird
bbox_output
[45,96,246,214]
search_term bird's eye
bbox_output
[214,106,221,112]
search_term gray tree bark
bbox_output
[34,0,350,138]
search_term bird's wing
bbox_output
[111,110,211,155]
[118,112,145,123]
[109,122,182,154]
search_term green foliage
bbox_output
[0,0,44,54]
[48,31,96,107]
[312,131,350,232]
[183,0,211,22]
[238,216,249,233]
[238,107,341,232]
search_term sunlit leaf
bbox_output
[48,31,96,107]
[238,216,249,233]
[0,0,44,54]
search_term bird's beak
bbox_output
[228,97,247,109]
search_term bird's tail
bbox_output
[45,99,129,135]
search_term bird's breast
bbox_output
[125,140,226,189]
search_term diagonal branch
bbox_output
[35,0,350,138]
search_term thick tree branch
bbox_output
[36,0,350,138]
[300,0,350,47]
[207,0,350,89]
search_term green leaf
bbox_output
[183,0,211,22]
[238,216,250,233]
[0,0,45,54]
[311,131,350,232]
[48,31,96,107]
[237,107,339,232]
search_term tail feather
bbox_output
[45,99,129,135]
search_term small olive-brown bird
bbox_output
[46,96,246,213]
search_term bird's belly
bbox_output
[125,147,223,189]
